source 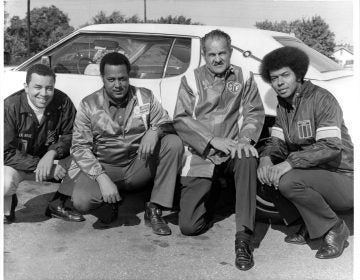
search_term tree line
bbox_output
[4,5,336,65]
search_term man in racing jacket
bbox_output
[57,52,183,235]
[4,64,84,223]
[173,29,265,271]
[258,46,353,259]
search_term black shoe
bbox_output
[144,202,171,236]
[4,194,18,224]
[93,202,119,224]
[284,224,308,245]
[315,219,350,259]
[45,200,85,222]
[235,238,254,271]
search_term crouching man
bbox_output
[4,64,84,223]
[257,46,353,259]
[173,30,265,270]
[58,52,183,235]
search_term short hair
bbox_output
[100,52,131,75]
[260,46,310,83]
[201,29,232,54]
[26,64,56,84]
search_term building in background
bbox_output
[332,45,354,69]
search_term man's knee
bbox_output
[4,166,21,196]
[178,214,206,236]
[233,155,258,170]
[161,134,184,153]
[278,171,304,199]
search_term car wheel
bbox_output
[256,183,283,224]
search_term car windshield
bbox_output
[274,36,342,73]
[18,33,191,79]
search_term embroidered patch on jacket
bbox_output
[297,120,313,139]
[45,130,57,145]
[226,81,242,94]
[133,103,150,118]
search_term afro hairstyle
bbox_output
[259,46,309,84]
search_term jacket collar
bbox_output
[277,80,313,110]
[19,90,35,114]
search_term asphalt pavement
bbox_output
[3,180,354,280]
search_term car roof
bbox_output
[80,23,286,38]
[79,23,291,59]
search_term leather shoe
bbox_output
[284,224,308,245]
[144,202,171,235]
[315,219,349,259]
[235,238,254,271]
[4,194,18,224]
[45,202,85,222]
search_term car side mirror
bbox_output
[40,55,51,67]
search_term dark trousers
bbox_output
[179,156,258,235]
[58,134,183,213]
[279,169,353,239]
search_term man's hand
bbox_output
[96,173,121,204]
[267,161,293,188]
[210,137,237,155]
[138,129,159,160]
[53,164,67,181]
[257,156,274,186]
[35,150,57,182]
[235,138,258,159]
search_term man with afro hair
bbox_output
[258,46,353,259]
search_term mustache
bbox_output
[213,61,224,66]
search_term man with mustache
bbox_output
[4,64,84,224]
[173,29,265,270]
[55,52,183,235]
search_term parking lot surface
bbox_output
[4,180,354,280]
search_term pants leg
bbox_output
[279,169,353,239]
[4,166,34,215]
[227,156,258,232]
[147,134,183,208]
[178,176,213,236]
[65,134,183,211]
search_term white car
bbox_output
[2,24,354,222]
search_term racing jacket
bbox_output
[4,89,76,172]
[261,81,353,176]
[71,85,173,180]
[173,65,265,177]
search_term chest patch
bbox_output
[133,103,150,118]
[297,120,313,139]
[226,81,242,94]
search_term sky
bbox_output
[4,0,355,44]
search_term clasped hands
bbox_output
[209,136,258,158]
[257,156,292,189]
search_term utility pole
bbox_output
[144,0,147,23]
[27,0,31,56]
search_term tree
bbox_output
[82,11,200,27]
[149,15,201,25]
[255,16,335,57]
[83,10,142,26]
[27,5,74,53]
[4,5,74,62]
